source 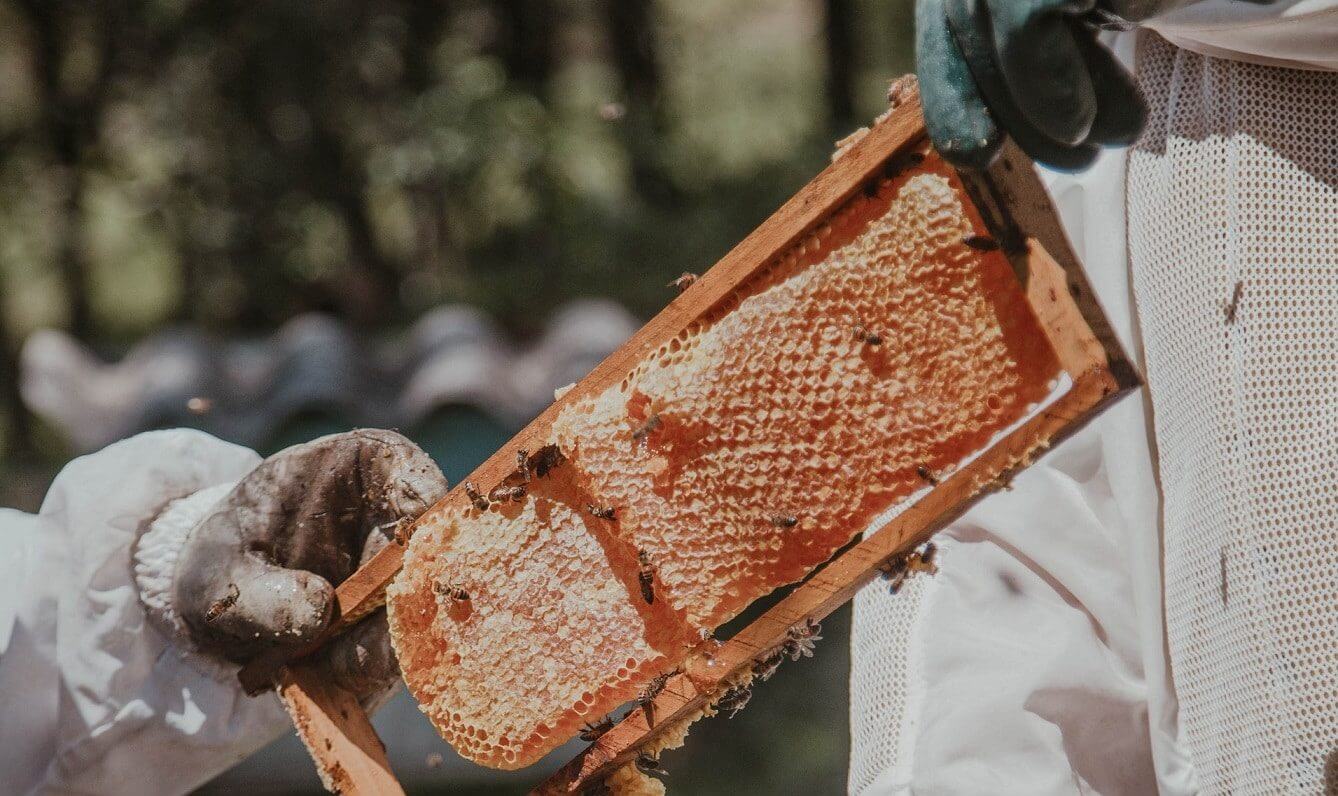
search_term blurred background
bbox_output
[0,0,912,792]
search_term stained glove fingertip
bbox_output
[932,127,1005,171]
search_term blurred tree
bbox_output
[601,0,679,206]
[0,280,34,463]
[823,0,859,131]
[0,0,913,343]
[491,0,558,96]
[10,0,119,341]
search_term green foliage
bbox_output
[0,0,912,342]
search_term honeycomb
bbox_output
[388,152,1063,769]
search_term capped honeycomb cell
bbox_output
[388,153,1063,769]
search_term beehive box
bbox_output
[251,84,1137,794]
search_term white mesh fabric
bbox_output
[847,552,937,795]
[1128,33,1338,795]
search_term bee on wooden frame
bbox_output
[962,234,1000,252]
[916,465,939,486]
[783,618,823,660]
[529,444,566,478]
[514,449,531,483]
[635,753,669,778]
[580,714,615,742]
[667,272,698,292]
[751,650,784,682]
[463,481,489,511]
[488,483,526,503]
[715,683,752,718]
[637,671,672,727]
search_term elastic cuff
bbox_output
[133,482,235,649]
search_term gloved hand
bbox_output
[173,429,447,699]
[915,0,1170,171]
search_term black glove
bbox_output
[173,429,447,698]
[916,0,1161,170]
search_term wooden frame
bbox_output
[238,88,1139,794]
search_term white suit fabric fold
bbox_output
[0,430,294,796]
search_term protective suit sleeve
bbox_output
[0,429,298,796]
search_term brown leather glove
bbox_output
[173,429,447,699]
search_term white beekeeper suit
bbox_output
[851,3,1338,795]
[0,431,290,795]
[0,425,432,796]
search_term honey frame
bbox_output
[240,88,1140,795]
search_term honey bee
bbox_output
[667,272,698,292]
[879,556,907,592]
[515,449,531,484]
[752,650,784,682]
[916,465,939,486]
[852,324,884,346]
[374,516,412,546]
[463,481,490,511]
[631,413,662,443]
[918,542,939,571]
[488,483,526,503]
[433,581,471,602]
[769,514,799,528]
[715,683,753,718]
[783,618,822,661]
[1225,280,1244,325]
[580,714,615,742]
[205,583,240,622]
[588,503,617,521]
[529,444,566,478]
[635,752,669,778]
[637,671,671,727]
[637,549,656,604]
[962,234,1000,252]
[885,150,926,178]
[879,542,939,594]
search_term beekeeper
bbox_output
[0,429,445,794]
[849,0,1336,794]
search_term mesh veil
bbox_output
[1128,34,1338,794]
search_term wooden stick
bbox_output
[278,664,405,795]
